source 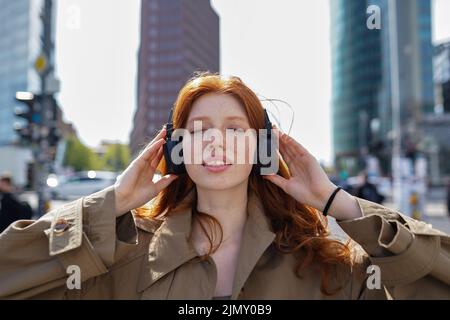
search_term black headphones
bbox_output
[163,108,276,175]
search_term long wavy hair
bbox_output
[135,72,352,295]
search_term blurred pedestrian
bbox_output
[0,174,33,233]
[338,169,353,194]
[355,172,385,204]
[446,178,450,217]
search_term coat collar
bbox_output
[137,188,276,295]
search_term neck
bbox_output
[192,180,249,250]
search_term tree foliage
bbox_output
[63,137,130,172]
[101,143,130,171]
[63,136,101,171]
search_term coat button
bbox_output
[54,218,69,235]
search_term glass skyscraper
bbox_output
[0,0,55,186]
[329,0,382,173]
[0,0,47,144]
[330,0,435,174]
[434,42,450,113]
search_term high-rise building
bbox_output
[130,0,220,155]
[329,0,382,173]
[329,0,435,175]
[418,41,450,178]
[0,0,56,186]
[376,0,435,162]
[434,41,450,113]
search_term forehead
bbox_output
[187,93,247,120]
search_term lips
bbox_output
[202,160,228,166]
[202,158,232,173]
[202,158,232,166]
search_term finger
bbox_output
[279,150,294,171]
[282,132,309,157]
[263,174,289,192]
[278,133,296,165]
[282,138,306,168]
[151,126,167,143]
[142,127,167,154]
[276,130,292,154]
[154,174,178,192]
[278,138,292,161]
[271,129,299,175]
[150,144,164,170]
[274,135,297,175]
[273,129,290,158]
[141,138,165,162]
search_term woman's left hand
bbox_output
[263,129,362,221]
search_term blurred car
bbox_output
[48,171,118,200]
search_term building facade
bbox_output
[130,0,220,155]
[330,0,435,175]
[0,0,56,187]
[329,0,382,174]
[434,41,450,113]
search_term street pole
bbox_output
[359,110,368,170]
[388,0,407,213]
[36,0,54,216]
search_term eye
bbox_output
[228,127,245,134]
[189,128,209,134]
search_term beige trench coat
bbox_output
[0,186,449,299]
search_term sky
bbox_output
[55,0,450,163]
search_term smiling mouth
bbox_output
[202,160,231,167]
[201,160,232,172]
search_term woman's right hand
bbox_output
[113,126,178,216]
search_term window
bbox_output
[149,28,158,37]
[150,42,158,50]
[149,1,158,11]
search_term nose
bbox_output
[207,135,224,155]
[203,129,226,157]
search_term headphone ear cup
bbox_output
[163,139,186,174]
[256,131,274,173]
[256,110,277,175]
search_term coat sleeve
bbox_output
[337,198,450,299]
[0,187,139,299]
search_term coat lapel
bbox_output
[231,190,276,299]
[137,188,277,298]
[137,192,198,293]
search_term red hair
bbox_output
[135,72,352,295]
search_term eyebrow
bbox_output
[186,116,248,124]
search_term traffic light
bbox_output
[47,95,61,148]
[14,92,42,145]
[14,92,61,149]
[48,127,61,148]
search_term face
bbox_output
[182,93,257,191]
[0,179,12,193]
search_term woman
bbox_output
[0,74,449,299]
